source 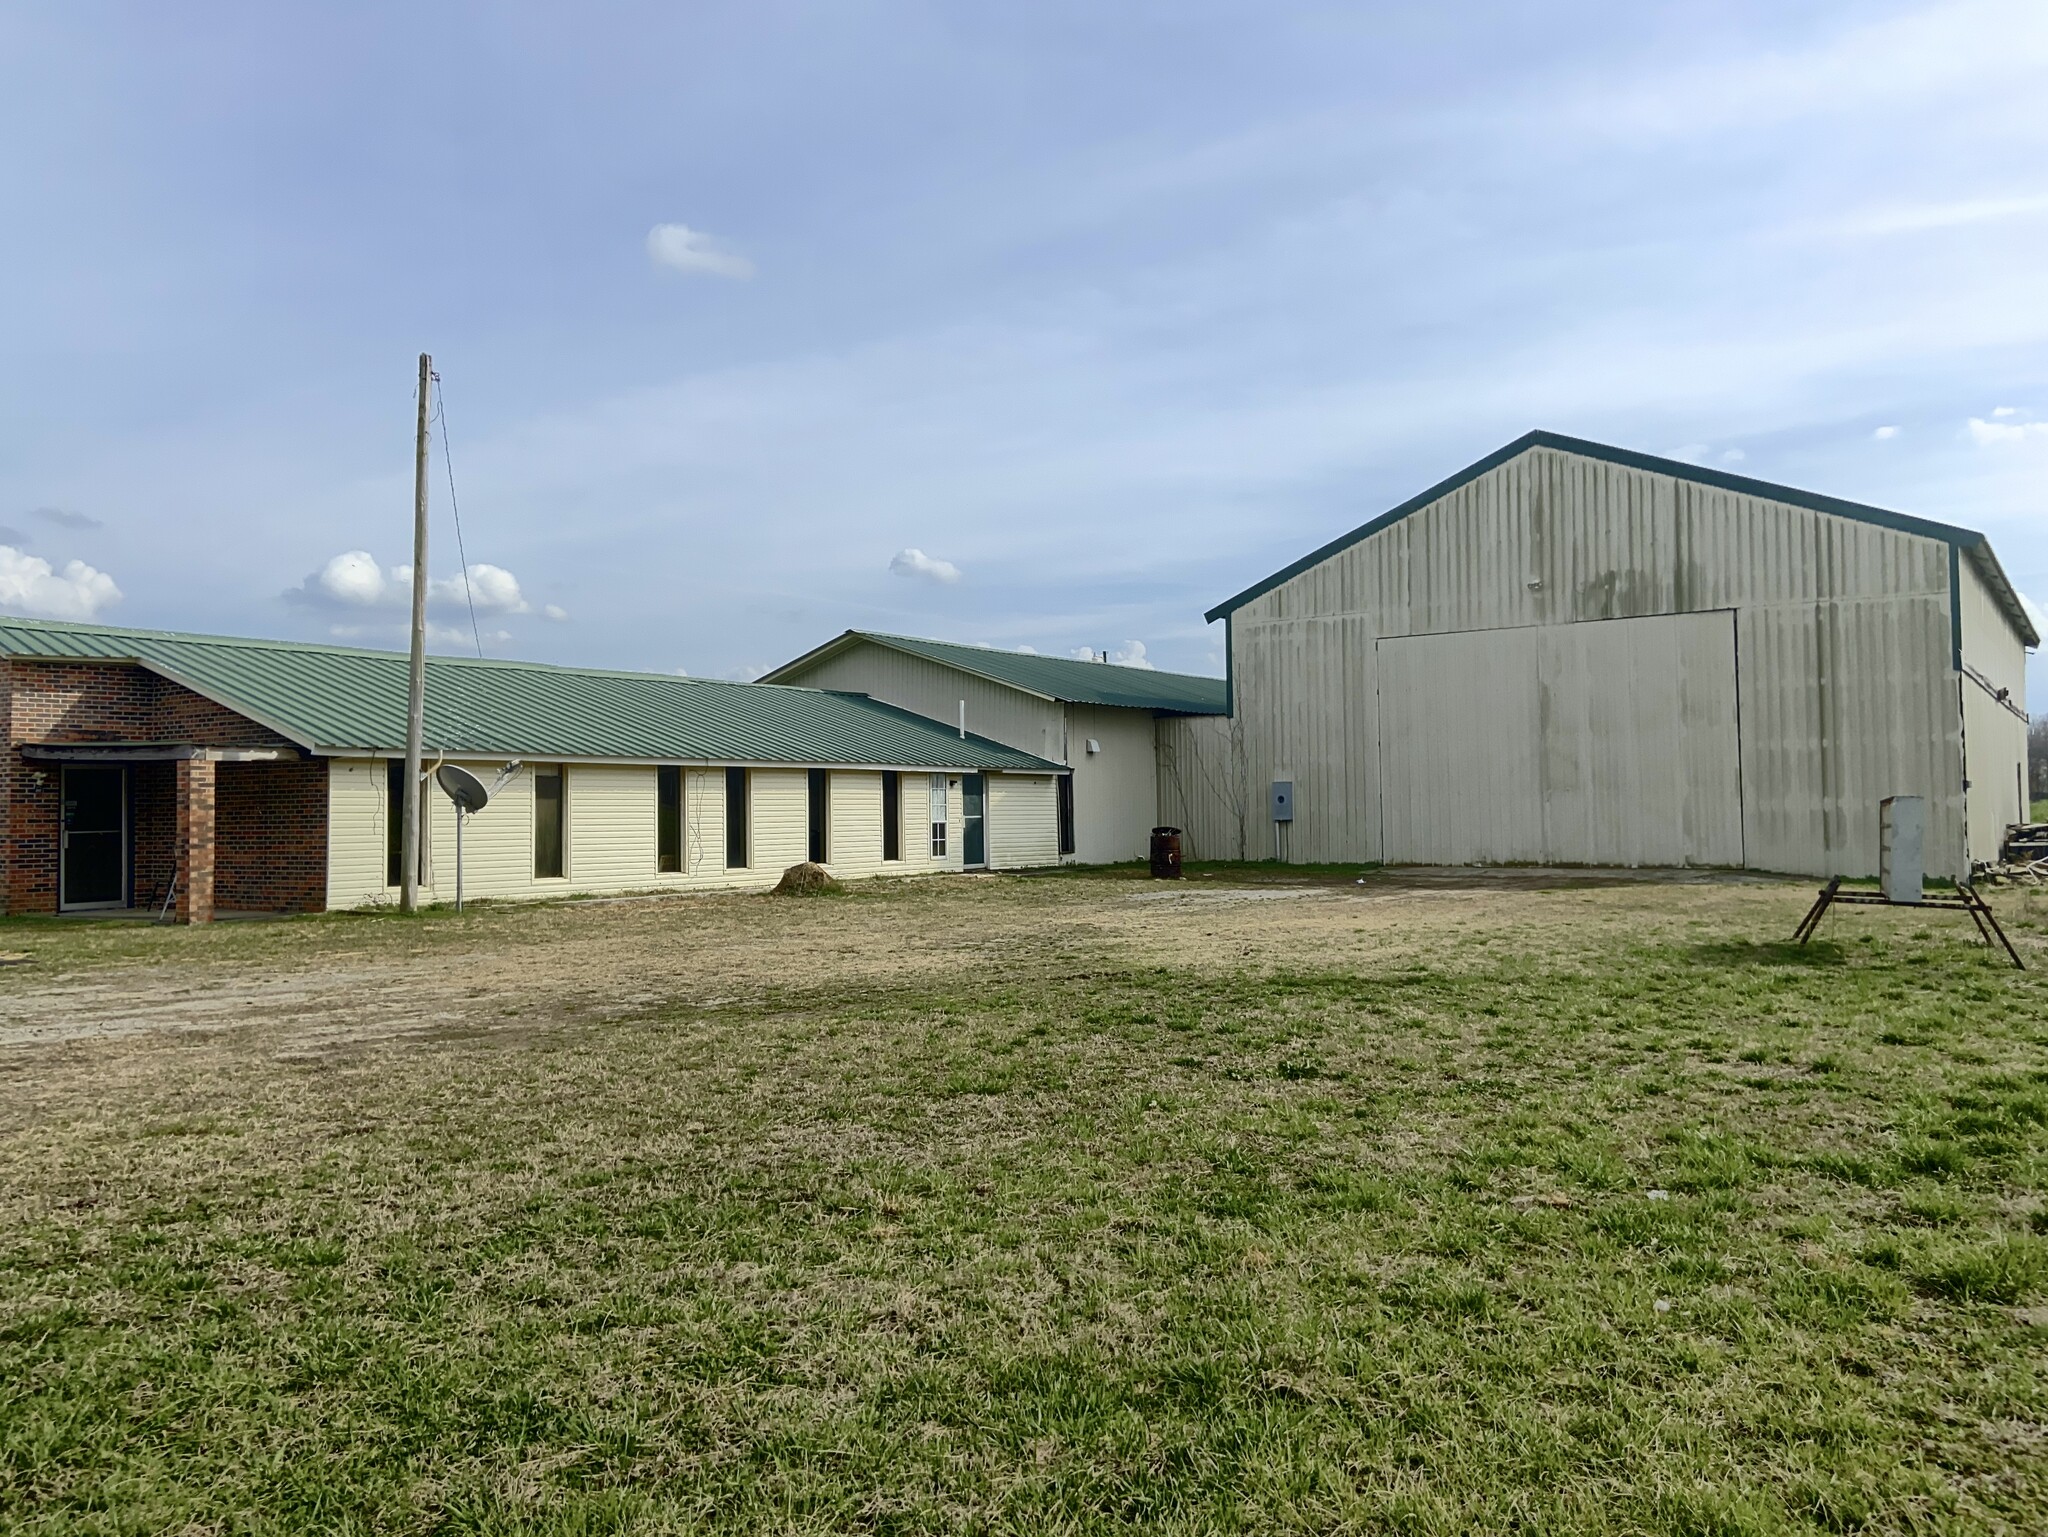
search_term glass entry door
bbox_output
[962,774,986,867]
[60,766,128,910]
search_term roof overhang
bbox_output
[20,742,292,763]
[1204,429,2042,650]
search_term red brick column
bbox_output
[174,757,216,925]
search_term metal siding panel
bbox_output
[1067,704,1158,863]
[1156,713,1247,861]
[1957,559,2030,863]
[771,641,1066,763]
[1227,445,1970,876]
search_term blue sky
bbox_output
[2,1,2043,701]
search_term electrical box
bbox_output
[1879,795,1924,905]
[1270,780,1294,822]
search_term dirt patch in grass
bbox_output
[3,870,2046,1532]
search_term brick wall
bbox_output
[215,759,328,912]
[1,659,327,916]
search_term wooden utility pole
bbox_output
[400,353,431,914]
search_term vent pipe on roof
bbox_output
[958,700,966,739]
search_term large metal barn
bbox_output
[1168,431,2035,879]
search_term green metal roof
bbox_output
[0,616,1064,771]
[1204,430,2041,650]
[763,630,1229,714]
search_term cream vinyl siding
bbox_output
[321,760,974,909]
[1064,704,1158,862]
[326,758,392,908]
[987,773,1060,868]
[1958,558,2032,863]
[822,770,883,877]
[1203,443,1982,879]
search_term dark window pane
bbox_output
[1057,775,1076,857]
[534,765,565,879]
[725,767,749,868]
[807,769,828,864]
[882,771,901,861]
[657,766,683,873]
[387,760,404,886]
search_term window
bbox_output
[1057,774,1076,857]
[534,764,566,879]
[386,760,425,887]
[807,768,829,864]
[881,771,901,862]
[929,773,948,857]
[725,767,749,868]
[657,766,683,873]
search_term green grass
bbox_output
[3,882,2046,1532]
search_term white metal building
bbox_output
[762,632,1229,863]
[1172,432,2037,879]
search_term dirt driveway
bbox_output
[0,867,1850,1058]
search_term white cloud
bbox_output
[1669,443,1709,464]
[0,545,121,620]
[1794,194,2048,241]
[290,553,547,618]
[889,547,962,583]
[305,549,390,606]
[1720,448,1746,464]
[542,603,570,622]
[436,562,531,616]
[647,223,755,280]
[1967,416,2048,445]
[729,663,772,681]
[1992,405,2019,417]
[1872,425,1900,440]
[1071,640,1156,669]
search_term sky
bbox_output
[1,0,2044,702]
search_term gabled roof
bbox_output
[1204,429,2040,649]
[762,630,1229,714]
[0,616,1064,771]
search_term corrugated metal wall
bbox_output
[1156,713,1247,861]
[1376,612,1743,866]
[1191,444,1981,877]
[1958,559,2031,861]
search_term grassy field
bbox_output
[3,871,2046,1534]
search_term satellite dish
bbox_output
[436,763,490,813]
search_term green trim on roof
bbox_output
[764,630,1229,714]
[0,617,1064,772]
[1204,430,2040,650]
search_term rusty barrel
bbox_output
[1149,826,1183,879]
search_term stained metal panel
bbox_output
[1376,613,1740,867]
[1185,440,1977,876]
